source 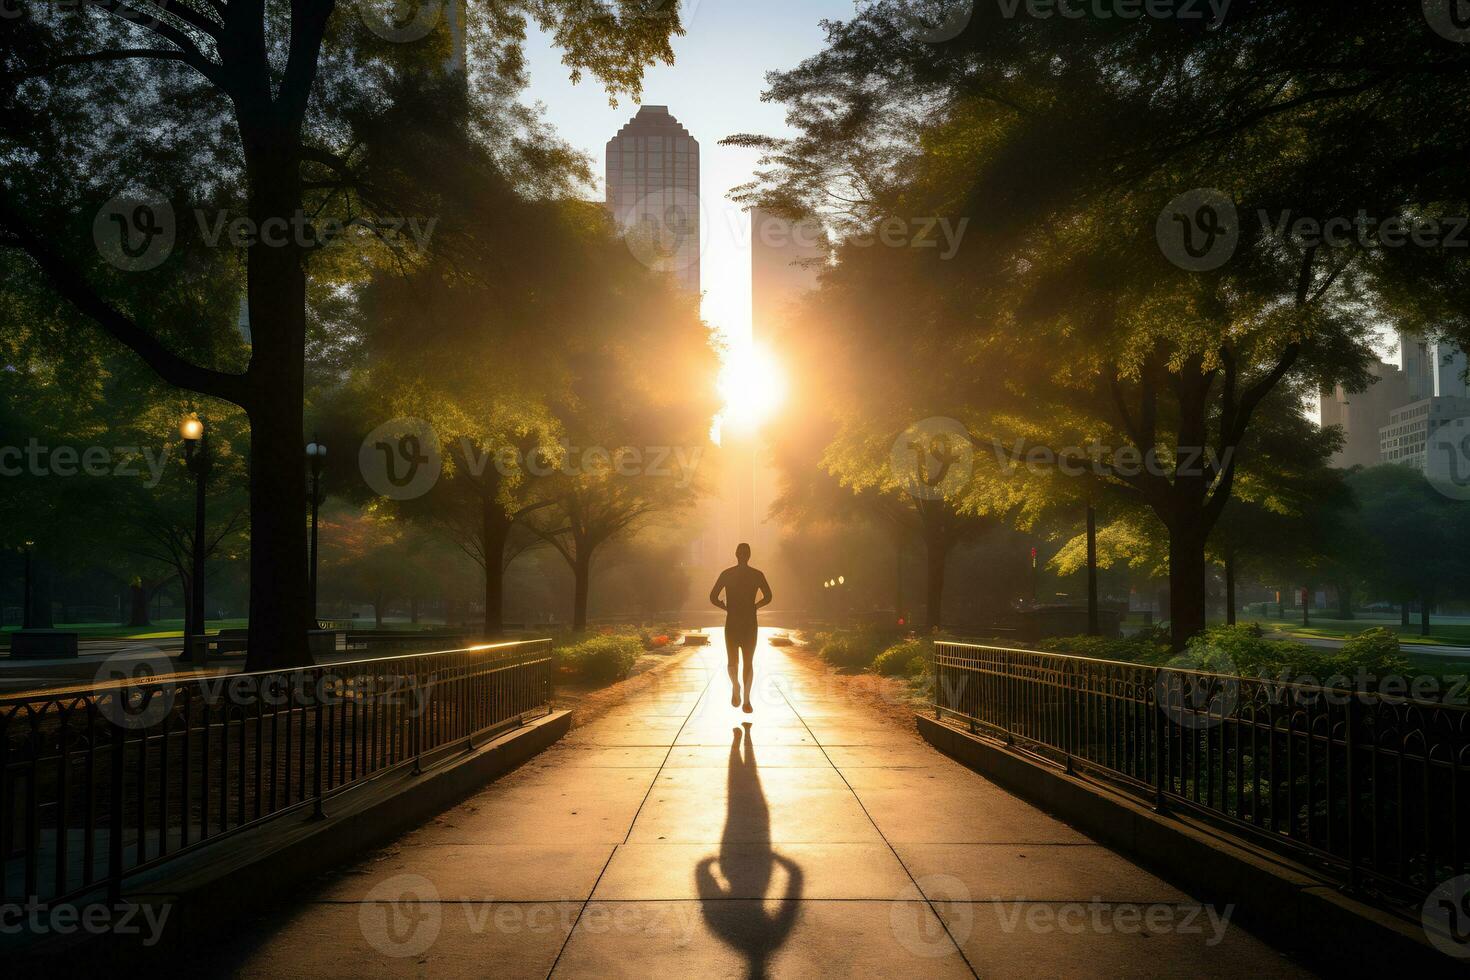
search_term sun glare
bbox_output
[717,342,787,441]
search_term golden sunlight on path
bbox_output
[214,630,1312,979]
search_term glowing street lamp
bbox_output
[180,415,211,663]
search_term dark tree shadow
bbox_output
[695,723,803,980]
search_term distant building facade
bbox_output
[1402,330,1469,400]
[605,106,701,294]
[1379,396,1470,470]
[1320,359,1408,468]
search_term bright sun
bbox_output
[717,341,787,441]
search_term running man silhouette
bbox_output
[709,543,773,713]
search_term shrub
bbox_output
[556,635,641,683]
[1340,627,1403,673]
[1036,633,1172,664]
[872,639,930,677]
[819,628,889,670]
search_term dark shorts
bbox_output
[725,620,758,653]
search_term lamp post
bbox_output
[306,438,327,628]
[21,539,35,630]
[180,415,210,663]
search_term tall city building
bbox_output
[1401,329,1469,400]
[1319,360,1407,468]
[605,106,701,294]
[1380,395,1470,470]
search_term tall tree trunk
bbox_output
[129,581,151,627]
[239,135,313,671]
[1401,601,1411,628]
[481,502,513,637]
[922,525,949,633]
[572,555,591,631]
[1301,587,1310,626]
[410,597,419,624]
[1421,593,1432,637]
[1224,550,1236,626]
[1336,583,1353,620]
[373,597,384,629]
[1167,518,1207,652]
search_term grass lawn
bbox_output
[1239,613,1470,648]
[0,619,250,642]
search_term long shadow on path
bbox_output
[694,723,804,980]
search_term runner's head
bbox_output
[735,542,751,564]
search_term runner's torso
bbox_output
[718,564,767,627]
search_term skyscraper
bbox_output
[605,106,701,294]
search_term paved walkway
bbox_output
[216,629,1311,979]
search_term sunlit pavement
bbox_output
[214,628,1311,979]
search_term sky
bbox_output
[520,1,856,351]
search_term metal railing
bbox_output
[932,641,1469,904]
[1,639,553,906]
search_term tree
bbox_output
[1348,466,1468,637]
[727,1,1470,649]
[2,1,686,665]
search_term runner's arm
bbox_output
[754,572,773,610]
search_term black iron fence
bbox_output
[1,639,553,906]
[932,641,1469,904]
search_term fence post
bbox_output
[1344,692,1359,893]
[312,671,326,820]
[1153,669,1168,813]
[107,719,125,907]
[411,663,423,776]
[1063,660,1074,775]
[932,643,941,720]
[1003,648,1014,746]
